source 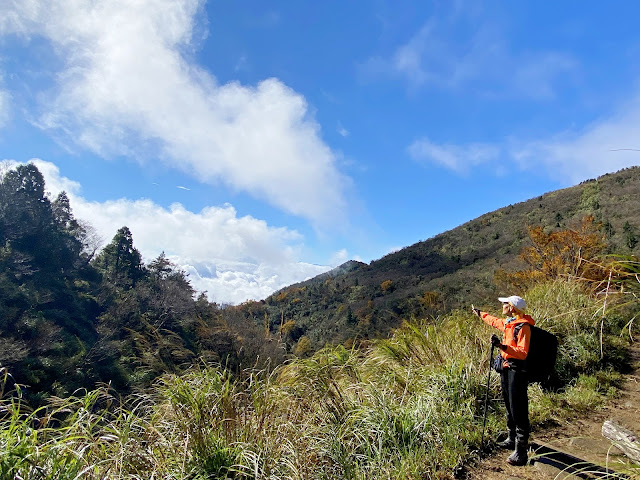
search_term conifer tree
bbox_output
[93,226,146,287]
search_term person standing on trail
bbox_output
[472,295,534,466]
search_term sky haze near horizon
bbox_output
[1,1,639,303]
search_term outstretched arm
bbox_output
[479,312,506,332]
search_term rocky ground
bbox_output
[465,343,640,479]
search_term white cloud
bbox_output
[329,249,349,267]
[407,137,499,173]
[0,0,349,227]
[511,52,577,100]
[0,87,9,128]
[385,246,403,256]
[363,10,576,99]
[408,95,640,182]
[5,159,331,304]
[513,96,640,183]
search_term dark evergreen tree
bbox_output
[623,222,638,250]
[93,226,146,287]
[603,220,615,238]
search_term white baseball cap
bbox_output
[498,295,527,312]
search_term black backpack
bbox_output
[513,323,558,384]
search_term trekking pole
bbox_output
[481,342,495,449]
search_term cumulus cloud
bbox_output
[0,0,349,227]
[329,249,349,267]
[4,159,331,304]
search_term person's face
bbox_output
[502,302,512,315]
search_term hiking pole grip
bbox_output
[481,342,495,449]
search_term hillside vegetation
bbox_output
[1,276,637,479]
[240,167,640,354]
[1,164,640,401]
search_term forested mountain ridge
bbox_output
[242,167,640,354]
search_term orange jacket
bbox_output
[481,312,535,367]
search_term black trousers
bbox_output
[500,367,529,444]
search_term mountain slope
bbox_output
[240,167,640,352]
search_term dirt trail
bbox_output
[465,343,640,479]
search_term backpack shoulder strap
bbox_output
[512,322,530,342]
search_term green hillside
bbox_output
[241,167,640,354]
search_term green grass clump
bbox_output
[0,388,125,479]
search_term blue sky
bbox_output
[1,1,639,304]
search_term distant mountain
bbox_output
[314,260,368,280]
[236,167,640,353]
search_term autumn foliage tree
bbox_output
[495,216,609,293]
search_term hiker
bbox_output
[472,295,534,466]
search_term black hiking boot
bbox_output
[496,432,515,449]
[497,437,515,449]
[506,442,528,466]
